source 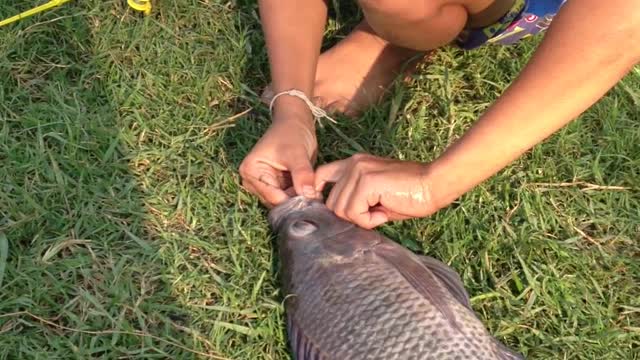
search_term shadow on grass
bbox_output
[0,2,219,358]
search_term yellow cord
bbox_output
[0,0,72,27]
[127,0,152,15]
[0,0,151,28]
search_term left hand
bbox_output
[314,153,439,229]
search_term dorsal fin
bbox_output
[418,255,472,309]
[418,257,525,360]
[373,243,461,330]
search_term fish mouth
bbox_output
[268,195,321,231]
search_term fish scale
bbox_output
[269,196,523,360]
[290,250,495,359]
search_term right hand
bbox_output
[239,117,319,207]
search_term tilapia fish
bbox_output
[268,196,523,360]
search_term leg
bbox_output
[359,0,470,51]
[262,0,504,116]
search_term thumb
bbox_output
[361,210,389,229]
[370,205,412,221]
[286,158,317,198]
[314,159,349,192]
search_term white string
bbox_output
[269,89,337,126]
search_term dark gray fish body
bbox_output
[268,196,523,360]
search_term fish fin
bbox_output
[374,243,461,330]
[417,255,472,310]
[418,256,525,359]
[287,315,327,360]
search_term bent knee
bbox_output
[357,0,468,50]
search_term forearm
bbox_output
[259,0,328,128]
[426,0,640,209]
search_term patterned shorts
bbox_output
[456,0,568,50]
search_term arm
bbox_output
[425,0,640,211]
[240,0,328,206]
[314,0,639,228]
[259,0,328,127]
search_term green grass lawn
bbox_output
[1,1,638,359]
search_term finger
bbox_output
[332,168,362,221]
[346,181,389,229]
[240,157,292,206]
[287,159,318,198]
[324,164,353,214]
[315,159,350,193]
[243,168,288,206]
[362,211,389,229]
[341,177,372,226]
[260,170,291,190]
[241,180,259,198]
[374,207,412,221]
[242,180,274,208]
[325,173,346,212]
[250,176,289,206]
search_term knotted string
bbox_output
[268,89,337,126]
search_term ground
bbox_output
[0,1,638,359]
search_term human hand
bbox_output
[314,154,439,229]
[239,118,319,207]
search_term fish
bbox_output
[268,195,524,360]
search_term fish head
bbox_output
[268,195,358,258]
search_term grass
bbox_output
[0,0,638,359]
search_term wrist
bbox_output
[420,160,463,214]
[271,94,316,130]
[270,110,318,150]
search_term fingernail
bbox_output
[302,185,316,198]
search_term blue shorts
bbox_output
[456,0,568,50]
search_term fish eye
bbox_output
[289,220,318,237]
